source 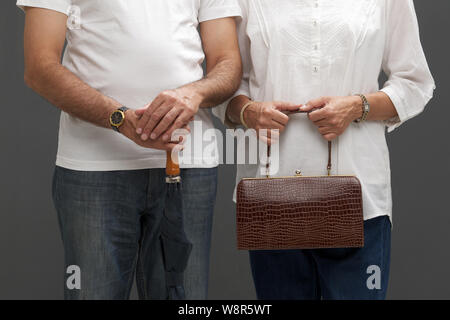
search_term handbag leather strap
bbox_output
[266,110,332,177]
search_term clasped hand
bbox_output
[244,96,363,144]
[135,87,200,143]
[300,96,363,141]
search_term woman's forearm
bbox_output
[227,91,398,136]
[226,95,252,126]
[364,91,398,121]
[229,91,397,126]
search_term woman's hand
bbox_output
[243,101,300,144]
[300,96,363,141]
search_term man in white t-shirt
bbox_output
[18,0,242,300]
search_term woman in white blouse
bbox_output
[216,0,435,299]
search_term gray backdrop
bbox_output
[1,0,449,300]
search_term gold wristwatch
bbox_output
[110,106,129,132]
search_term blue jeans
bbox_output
[52,166,218,300]
[249,216,391,300]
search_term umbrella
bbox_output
[160,150,192,300]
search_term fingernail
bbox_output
[136,128,142,134]
[150,133,157,140]
[163,135,169,141]
[141,134,148,141]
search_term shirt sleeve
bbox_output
[380,0,435,133]
[198,0,242,23]
[17,0,71,15]
[212,0,250,128]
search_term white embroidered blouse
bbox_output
[214,0,435,221]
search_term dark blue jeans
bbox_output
[52,166,218,300]
[249,216,391,300]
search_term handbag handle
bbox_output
[266,110,332,177]
[266,142,331,177]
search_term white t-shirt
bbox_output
[17,0,241,171]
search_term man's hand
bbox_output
[122,110,189,151]
[135,87,199,142]
[300,96,363,141]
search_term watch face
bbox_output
[111,111,124,126]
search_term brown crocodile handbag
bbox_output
[236,141,364,250]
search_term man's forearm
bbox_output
[182,56,242,109]
[25,60,120,129]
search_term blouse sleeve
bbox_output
[212,0,251,128]
[17,0,72,15]
[380,0,435,133]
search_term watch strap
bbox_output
[118,106,129,113]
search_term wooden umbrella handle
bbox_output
[166,150,180,176]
